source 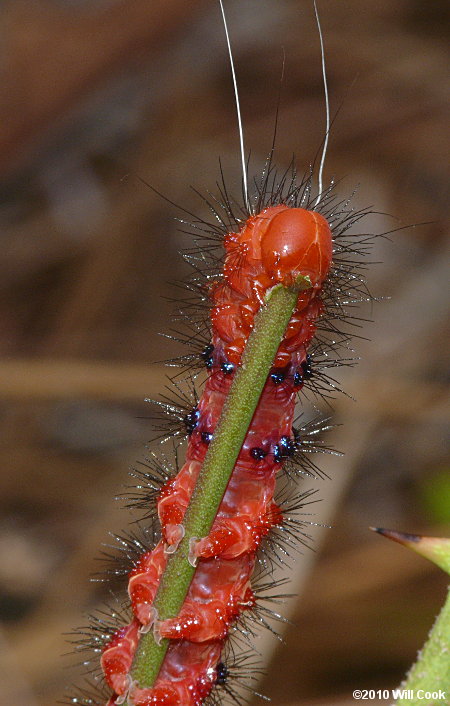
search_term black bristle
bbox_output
[94,522,160,582]
[206,642,269,706]
[59,679,110,705]
[67,598,132,679]
[281,415,340,481]
[144,375,200,444]
[120,448,177,518]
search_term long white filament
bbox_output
[313,0,330,202]
[219,0,250,212]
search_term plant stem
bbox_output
[395,586,450,705]
[130,279,310,690]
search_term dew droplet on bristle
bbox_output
[183,407,200,435]
[201,344,214,369]
[301,354,313,379]
[294,371,304,386]
[250,447,267,461]
[279,435,296,456]
[201,431,213,444]
[270,370,285,385]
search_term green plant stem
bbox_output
[395,586,450,705]
[130,279,310,691]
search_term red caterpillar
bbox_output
[67,3,376,706]
[95,206,332,706]
[69,200,370,706]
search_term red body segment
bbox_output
[130,642,222,706]
[158,555,254,641]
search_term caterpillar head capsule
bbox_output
[259,206,333,288]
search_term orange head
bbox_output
[259,206,333,288]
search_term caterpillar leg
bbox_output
[101,619,139,697]
[128,541,167,625]
[157,460,201,546]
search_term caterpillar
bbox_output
[66,2,378,705]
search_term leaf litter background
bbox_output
[0,1,448,705]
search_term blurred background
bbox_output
[0,0,448,705]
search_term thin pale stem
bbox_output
[129,278,310,690]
